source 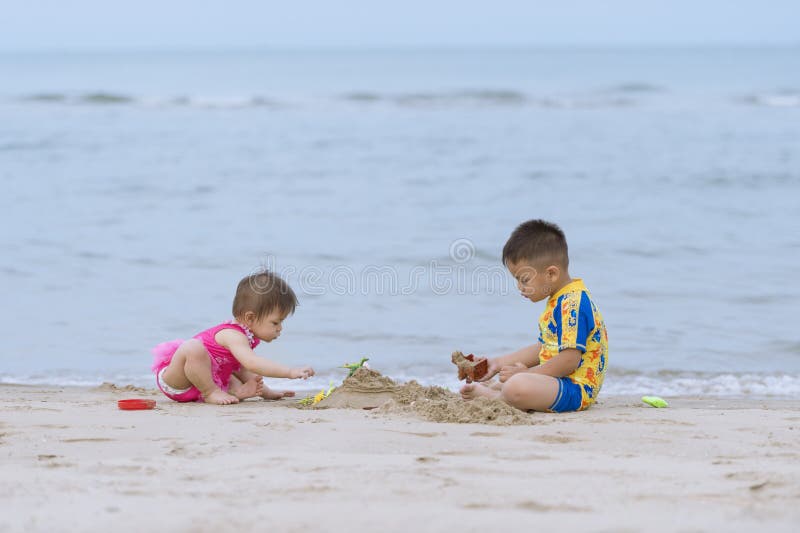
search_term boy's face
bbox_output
[507,260,557,302]
[249,308,288,342]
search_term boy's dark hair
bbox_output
[502,219,569,268]
[232,270,298,320]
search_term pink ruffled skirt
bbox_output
[151,340,202,402]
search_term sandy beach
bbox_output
[1,383,798,532]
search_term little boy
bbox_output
[461,219,608,412]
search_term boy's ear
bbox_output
[545,265,560,281]
[242,311,256,325]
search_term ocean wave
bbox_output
[13,90,637,110]
[607,82,666,93]
[602,369,800,397]
[3,369,799,398]
[693,171,798,188]
[742,90,800,108]
[16,92,286,109]
[341,90,634,109]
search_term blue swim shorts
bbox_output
[549,377,584,413]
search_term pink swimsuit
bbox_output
[151,321,260,402]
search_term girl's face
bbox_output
[247,308,287,342]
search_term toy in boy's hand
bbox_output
[451,351,488,383]
[298,381,336,406]
[341,357,370,377]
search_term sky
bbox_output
[1,0,798,50]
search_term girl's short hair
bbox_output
[232,270,298,320]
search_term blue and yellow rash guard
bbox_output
[537,279,608,410]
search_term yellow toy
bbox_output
[298,381,336,406]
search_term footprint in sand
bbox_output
[37,455,74,468]
[61,438,115,443]
[385,430,443,438]
[516,501,588,512]
[470,431,502,437]
[462,502,491,510]
[535,433,578,444]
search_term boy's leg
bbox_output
[461,373,559,412]
[162,339,239,405]
[460,382,502,400]
[500,373,560,411]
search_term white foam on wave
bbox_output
[744,92,800,108]
[602,372,800,397]
[3,370,799,398]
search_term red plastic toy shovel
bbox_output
[117,399,156,410]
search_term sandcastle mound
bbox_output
[313,367,399,409]
[310,368,533,425]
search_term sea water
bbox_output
[1,47,798,396]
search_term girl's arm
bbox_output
[217,329,313,379]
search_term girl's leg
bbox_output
[230,370,296,400]
[161,339,239,405]
[228,370,264,400]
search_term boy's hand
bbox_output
[499,362,527,382]
[289,366,315,379]
[476,358,501,382]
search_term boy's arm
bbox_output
[528,348,581,378]
[493,343,541,368]
[217,329,310,379]
[480,343,541,381]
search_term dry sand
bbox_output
[1,383,799,532]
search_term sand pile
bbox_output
[313,368,399,409]
[312,368,533,425]
[379,383,534,426]
[93,382,155,394]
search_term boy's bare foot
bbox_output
[203,389,240,405]
[260,386,296,400]
[460,382,502,401]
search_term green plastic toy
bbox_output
[641,396,669,408]
[341,357,369,377]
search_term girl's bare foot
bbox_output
[460,382,502,401]
[260,386,296,400]
[229,378,264,400]
[203,389,240,405]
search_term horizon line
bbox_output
[1,41,799,54]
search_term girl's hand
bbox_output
[289,366,315,379]
[499,362,528,382]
